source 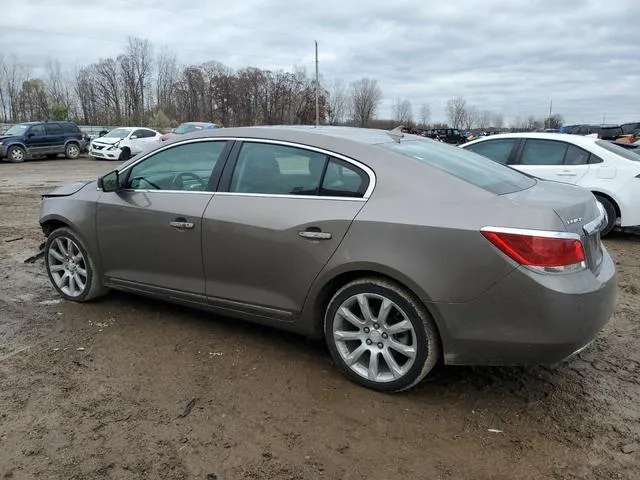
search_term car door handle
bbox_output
[169,219,194,230]
[557,171,577,176]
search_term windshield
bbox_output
[380,138,536,195]
[174,123,201,134]
[4,124,29,136]
[104,128,131,139]
[596,140,640,161]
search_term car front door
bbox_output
[96,139,231,296]
[202,140,373,319]
[514,139,590,184]
[25,124,48,156]
[464,138,520,165]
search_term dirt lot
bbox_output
[0,157,638,480]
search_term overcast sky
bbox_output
[2,0,639,125]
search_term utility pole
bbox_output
[547,99,552,129]
[602,112,606,124]
[315,40,319,127]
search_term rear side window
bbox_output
[380,139,535,195]
[321,157,369,197]
[465,139,517,164]
[45,124,63,135]
[595,140,640,162]
[60,123,79,134]
[564,145,590,165]
[520,140,567,165]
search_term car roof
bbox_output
[185,125,404,145]
[463,132,603,148]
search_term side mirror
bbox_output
[98,170,121,192]
[130,135,138,139]
[27,132,35,138]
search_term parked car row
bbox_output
[560,122,640,140]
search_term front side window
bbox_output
[520,140,568,165]
[465,139,517,164]
[29,125,46,136]
[381,138,535,195]
[230,142,327,195]
[132,129,146,139]
[125,141,227,191]
[45,124,63,135]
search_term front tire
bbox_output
[65,143,80,159]
[324,278,441,392]
[45,227,108,302]
[118,148,131,161]
[7,145,26,163]
[595,195,616,236]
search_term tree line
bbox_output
[0,36,560,131]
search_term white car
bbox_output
[89,127,161,161]
[462,132,640,235]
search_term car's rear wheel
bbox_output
[7,145,26,163]
[324,278,440,392]
[65,143,80,159]
[45,227,108,302]
[594,195,617,236]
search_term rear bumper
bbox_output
[435,246,617,366]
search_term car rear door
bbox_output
[96,139,232,295]
[44,123,65,153]
[512,138,590,184]
[201,140,373,318]
[463,138,520,165]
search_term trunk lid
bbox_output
[503,179,604,272]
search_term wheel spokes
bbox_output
[338,306,366,328]
[356,294,374,322]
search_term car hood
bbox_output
[42,180,94,198]
[92,137,123,146]
[0,134,21,143]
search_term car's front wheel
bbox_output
[65,143,80,159]
[45,227,108,302]
[324,278,440,392]
[7,145,26,163]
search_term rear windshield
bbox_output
[596,140,640,161]
[380,139,536,195]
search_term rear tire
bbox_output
[65,143,80,159]
[595,195,616,236]
[45,227,109,302]
[324,277,441,392]
[7,145,26,163]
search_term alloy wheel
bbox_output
[10,148,24,162]
[47,236,88,298]
[332,293,417,383]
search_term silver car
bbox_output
[39,126,616,392]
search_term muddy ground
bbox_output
[0,157,638,480]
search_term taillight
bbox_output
[481,228,586,273]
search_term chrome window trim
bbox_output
[231,138,376,199]
[118,189,213,195]
[480,226,581,241]
[214,192,367,202]
[111,136,377,199]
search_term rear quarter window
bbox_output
[380,139,535,195]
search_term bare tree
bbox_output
[446,96,467,129]
[491,112,504,129]
[392,96,413,125]
[349,78,382,128]
[155,47,179,119]
[462,105,478,130]
[327,79,347,125]
[419,103,431,128]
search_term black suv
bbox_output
[561,124,623,140]
[424,128,466,144]
[0,121,85,163]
